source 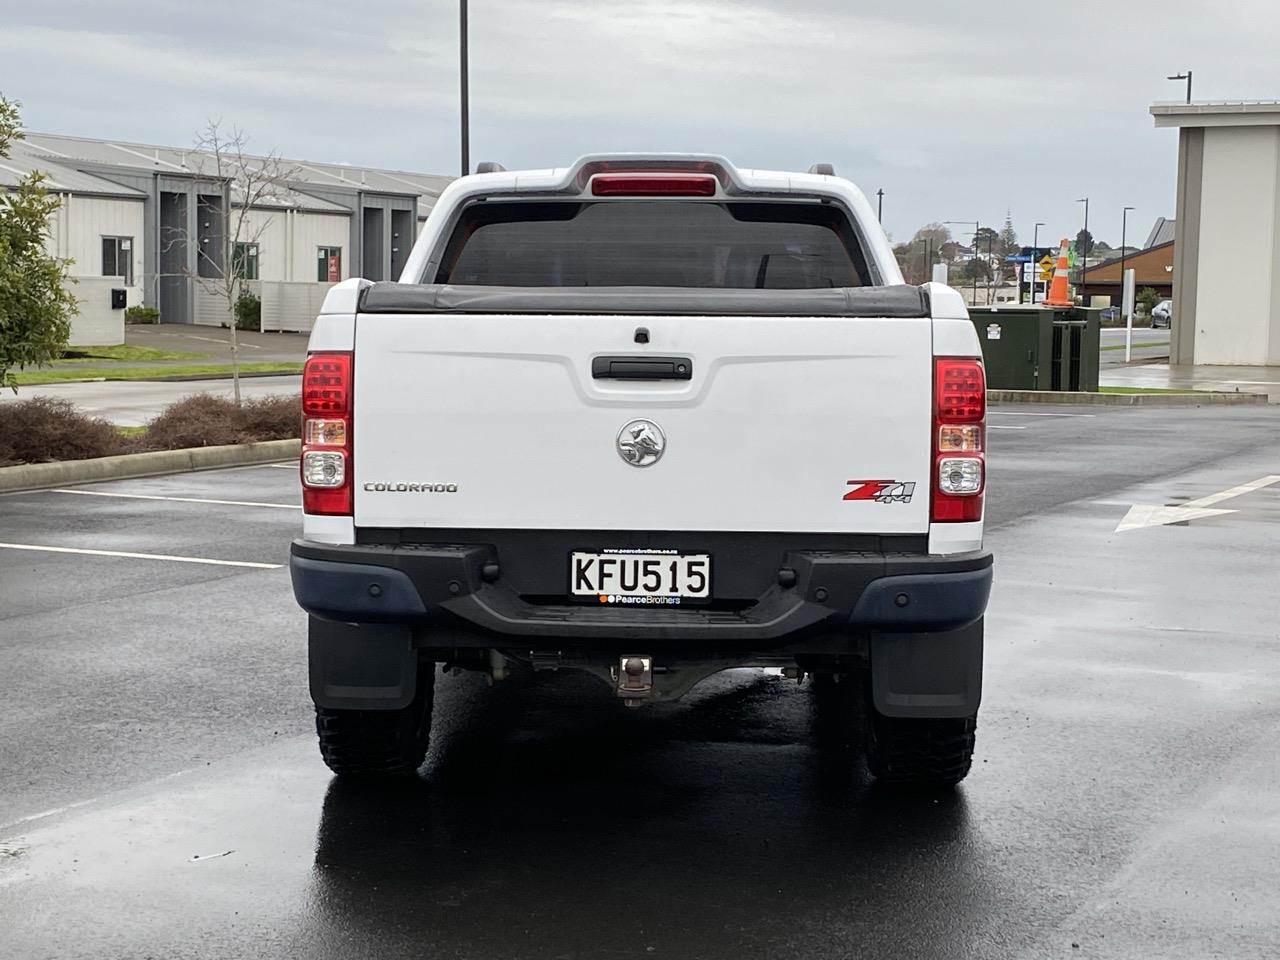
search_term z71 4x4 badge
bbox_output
[843,480,916,504]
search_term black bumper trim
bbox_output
[290,538,992,644]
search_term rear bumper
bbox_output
[290,537,992,644]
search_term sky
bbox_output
[2,0,1277,250]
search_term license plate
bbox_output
[570,550,711,603]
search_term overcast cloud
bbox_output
[2,0,1277,246]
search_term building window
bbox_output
[317,246,342,282]
[102,236,133,285]
[232,242,260,280]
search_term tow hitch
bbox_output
[613,655,653,706]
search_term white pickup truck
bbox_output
[290,155,992,786]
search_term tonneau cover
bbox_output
[358,283,931,318]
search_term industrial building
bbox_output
[1152,100,1280,366]
[1,132,452,345]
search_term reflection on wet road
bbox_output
[311,670,987,959]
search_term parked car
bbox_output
[290,155,993,788]
[1152,300,1172,328]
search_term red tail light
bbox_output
[301,351,352,515]
[591,173,717,197]
[931,358,986,523]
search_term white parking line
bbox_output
[989,411,1097,418]
[0,543,281,569]
[988,425,1027,430]
[46,489,301,510]
[181,334,264,350]
[1184,474,1280,509]
[266,464,297,470]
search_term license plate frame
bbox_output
[569,549,712,605]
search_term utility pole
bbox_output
[1167,71,1192,104]
[986,230,994,305]
[944,220,980,305]
[1076,198,1089,305]
[1030,221,1044,304]
[876,188,884,223]
[460,0,470,176]
[1120,205,1135,360]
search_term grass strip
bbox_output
[1098,386,1202,395]
[13,362,302,385]
[57,344,208,362]
[1099,341,1169,352]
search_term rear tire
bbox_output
[864,710,975,787]
[315,661,436,777]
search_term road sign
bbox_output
[1038,256,1054,281]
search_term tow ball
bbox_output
[613,655,653,706]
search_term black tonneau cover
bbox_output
[358,283,931,318]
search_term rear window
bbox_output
[434,200,870,288]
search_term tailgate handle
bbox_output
[591,356,692,380]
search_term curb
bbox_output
[989,390,1270,406]
[17,370,302,386]
[133,371,301,383]
[0,439,300,494]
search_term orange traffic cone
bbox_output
[1042,239,1073,307]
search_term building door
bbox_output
[159,192,189,323]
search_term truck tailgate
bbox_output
[352,313,932,533]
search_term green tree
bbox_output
[1136,286,1161,315]
[1075,228,1095,257]
[0,94,78,391]
[999,213,1017,254]
[973,226,1000,255]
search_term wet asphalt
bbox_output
[1,404,1279,959]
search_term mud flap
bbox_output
[869,617,983,718]
[308,618,417,710]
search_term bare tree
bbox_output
[182,121,297,404]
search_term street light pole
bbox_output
[460,0,470,177]
[986,230,994,305]
[1031,221,1045,304]
[1167,71,1192,104]
[876,188,884,223]
[1120,205,1135,361]
[944,220,980,304]
[1076,198,1089,305]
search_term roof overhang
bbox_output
[1151,100,1280,128]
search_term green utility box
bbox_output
[970,306,1100,392]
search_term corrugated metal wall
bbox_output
[292,212,349,282]
[260,281,335,333]
[66,196,145,281]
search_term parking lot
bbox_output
[2,403,1279,958]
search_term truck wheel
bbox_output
[864,710,975,787]
[315,662,436,777]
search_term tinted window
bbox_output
[435,201,869,288]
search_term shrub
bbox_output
[144,393,301,450]
[124,305,160,324]
[144,394,246,449]
[1136,287,1161,316]
[239,395,300,441]
[0,397,130,466]
[234,292,261,331]
[0,393,302,466]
